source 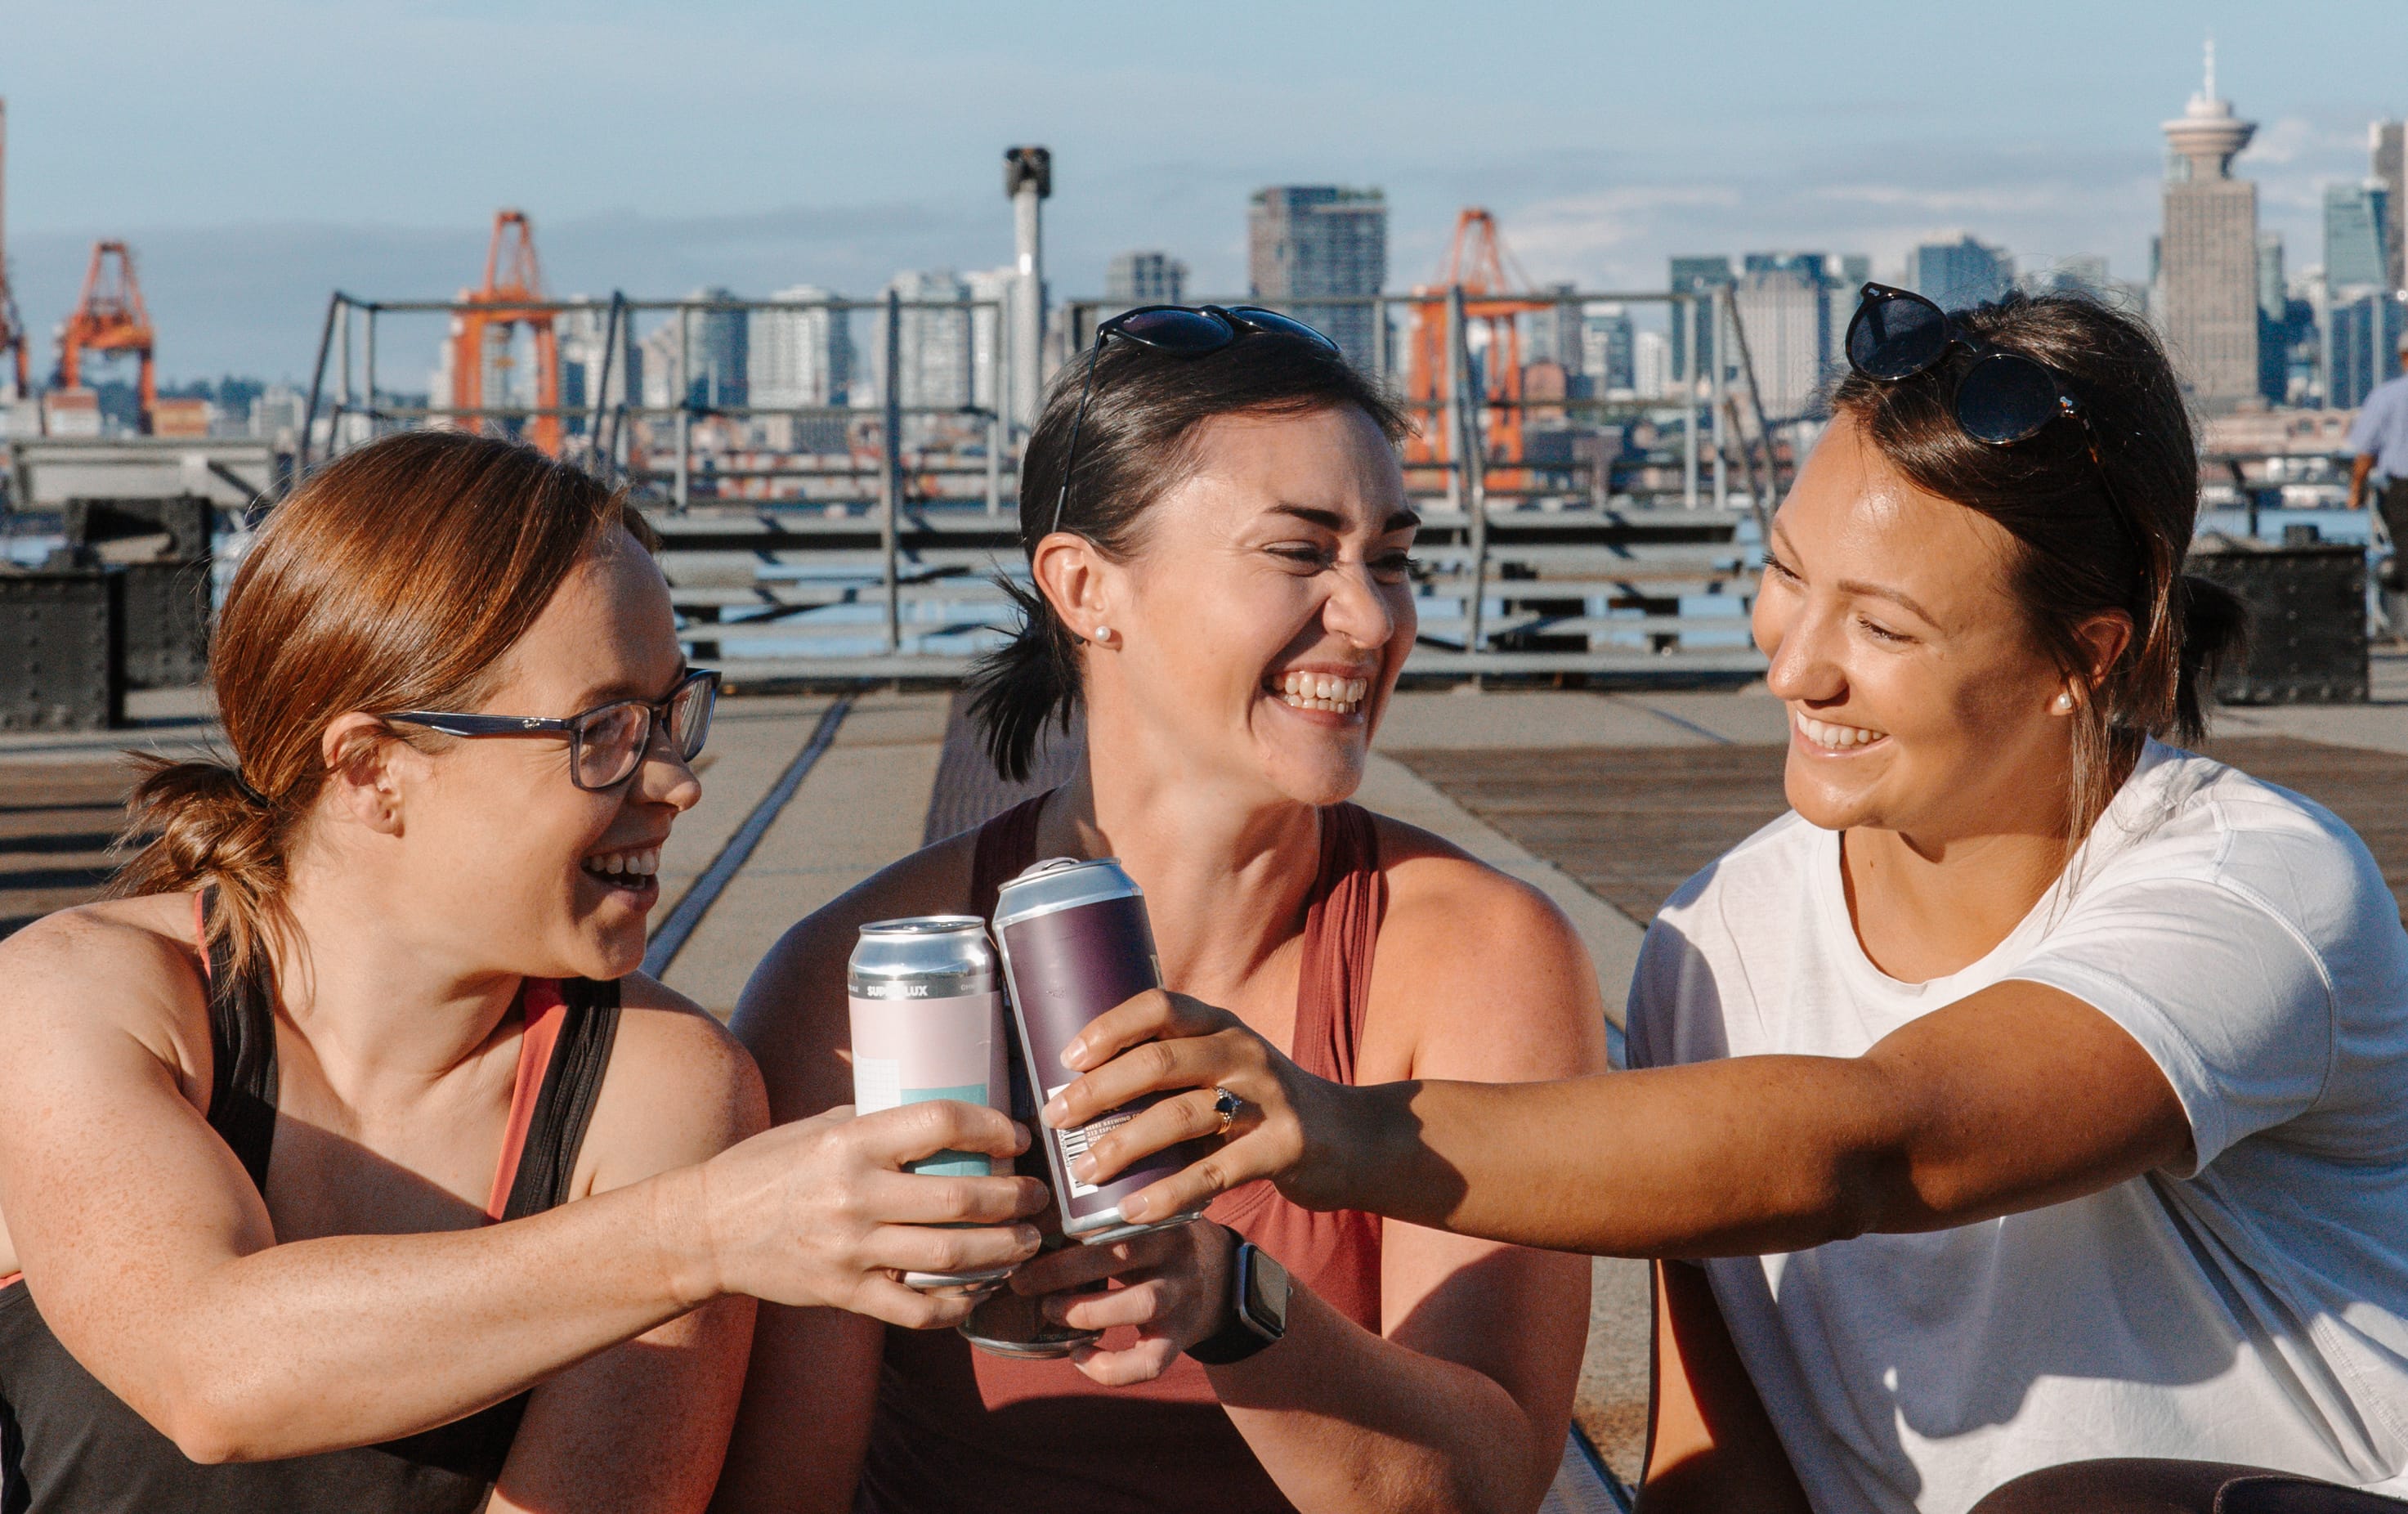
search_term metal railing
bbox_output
[295,283,1793,683]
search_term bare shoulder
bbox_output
[728,830,979,1120]
[0,894,214,1094]
[580,972,766,1190]
[1363,812,1607,1082]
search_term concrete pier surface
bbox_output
[14,660,2408,1483]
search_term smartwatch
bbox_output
[1185,1236,1291,1365]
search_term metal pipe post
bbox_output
[362,307,377,441]
[1369,295,1389,382]
[1681,297,1699,508]
[1444,287,1467,513]
[1005,147,1051,437]
[881,288,903,654]
[1452,284,1490,654]
[674,304,691,512]
[1710,289,1729,511]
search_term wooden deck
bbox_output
[1389,735,2408,926]
[0,759,139,938]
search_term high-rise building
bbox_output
[1581,303,1636,394]
[2255,235,2286,323]
[2326,181,2392,293]
[1632,330,1672,400]
[1732,262,1833,419]
[1105,250,1188,309]
[2328,290,2406,410]
[749,285,852,411]
[1667,255,1734,383]
[1248,186,1387,372]
[965,267,1016,415]
[2374,120,2406,292]
[1524,282,1587,372]
[881,269,973,413]
[637,320,681,411]
[1910,237,2012,311]
[680,289,748,410]
[2158,43,2262,410]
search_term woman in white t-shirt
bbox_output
[1039,288,2408,1513]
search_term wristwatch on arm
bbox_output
[1185,1231,1291,1365]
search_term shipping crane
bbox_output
[449,209,560,455]
[56,241,158,428]
[0,98,27,399]
[1407,208,1552,476]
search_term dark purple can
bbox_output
[991,858,1208,1244]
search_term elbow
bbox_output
[150,1377,280,1466]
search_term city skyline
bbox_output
[2,0,2402,379]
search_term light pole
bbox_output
[1004,146,1051,437]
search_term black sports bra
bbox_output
[0,891,621,1514]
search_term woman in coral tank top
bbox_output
[720,308,1609,1514]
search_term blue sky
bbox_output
[2,0,2400,379]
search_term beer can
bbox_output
[848,916,1012,1296]
[991,858,1209,1246]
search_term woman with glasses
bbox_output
[0,432,1042,1514]
[1045,291,2408,1513]
[718,308,1605,1514]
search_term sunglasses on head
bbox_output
[1845,282,2137,540]
[1046,304,1343,539]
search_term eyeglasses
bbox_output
[387,668,720,791]
[1047,304,1343,539]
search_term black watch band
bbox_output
[1185,1238,1291,1366]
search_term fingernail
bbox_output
[1120,1192,1148,1221]
[1015,1226,1041,1252]
[1062,1039,1089,1070]
[1041,1096,1067,1126]
[1010,1120,1032,1151]
[1070,1154,1096,1183]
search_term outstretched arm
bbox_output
[1047,974,2188,1258]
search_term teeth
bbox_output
[1795,712,1884,750]
[582,845,661,880]
[1275,670,1369,714]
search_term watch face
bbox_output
[1242,1247,1291,1337]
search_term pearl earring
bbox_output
[1092,625,1113,644]
[2052,691,2075,714]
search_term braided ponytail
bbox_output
[109,755,292,970]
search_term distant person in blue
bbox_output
[2348,327,2408,605]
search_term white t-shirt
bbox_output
[1627,741,2408,1513]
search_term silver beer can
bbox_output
[848,916,1012,1297]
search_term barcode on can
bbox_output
[1047,1082,1132,1199]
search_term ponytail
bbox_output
[965,576,1082,782]
[108,754,291,972]
[2169,572,2248,747]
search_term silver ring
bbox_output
[1210,1086,1243,1136]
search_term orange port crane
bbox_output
[56,240,158,427]
[449,209,561,454]
[1407,208,1552,474]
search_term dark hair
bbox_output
[967,331,1410,780]
[108,431,657,972]
[1828,290,2246,838]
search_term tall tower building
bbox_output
[750,286,851,410]
[2325,182,2392,293]
[1667,256,1734,384]
[1247,186,1386,373]
[2158,41,2262,410]
[2374,120,2406,292]
[882,269,973,413]
[1909,236,2013,311]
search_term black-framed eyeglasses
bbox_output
[386,667,720,791]
[1045,304,1343,540]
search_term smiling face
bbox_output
[372,527,701,981]
[1751,413,2084,843]
[1067,405,1417,808]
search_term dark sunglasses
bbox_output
[1047,304,1343,539]
[1846,282,2097,447]
[386,667,719,792]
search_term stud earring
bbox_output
[1092,625,1114,644]
[2052,691,2075,714]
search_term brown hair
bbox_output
[1828,290,2246,840]
[108,431,657,971]
[967,328,1410,780]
